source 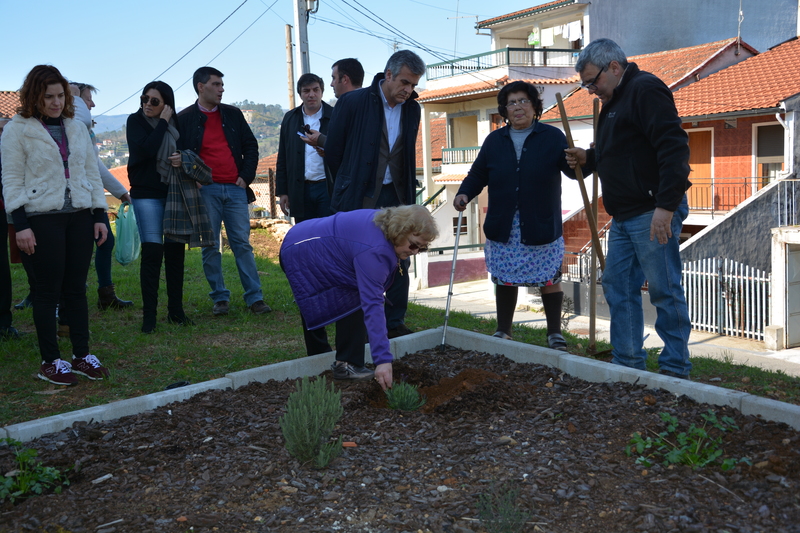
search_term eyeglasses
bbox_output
[505,98,531,109]
[580,66,607,91]
[140,95,162,107]
[408,239,428,253]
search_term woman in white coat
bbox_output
[0,65,110,386]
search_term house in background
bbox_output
[0,91,20,118]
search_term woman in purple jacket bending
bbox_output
[280,205,438,390]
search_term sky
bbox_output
[0,0,546,117]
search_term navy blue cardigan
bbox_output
[457,121,575,245]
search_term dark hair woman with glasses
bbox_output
[453,80,579,350]
[1,65,110,385]
[126,80,193,333]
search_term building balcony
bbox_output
[426,47,579,81]
[442,146,481,165]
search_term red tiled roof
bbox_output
[541,38,757,122]
[674,37,800,117]
[477,0,578,28]
[433,173,467,184]
[417,74,580,103]
[108,165,130,190]
[256,153,278,176]
[0,91,20,118]
[416,116,446,168]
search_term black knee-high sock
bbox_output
[541,291,564,335]
[495,285,518,336]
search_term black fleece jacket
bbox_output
[585,62,691,221]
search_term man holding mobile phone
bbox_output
[276,73,334,223]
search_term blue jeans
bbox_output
[131,197,166,244]
[603,196,691,376]
[200,183,263,305]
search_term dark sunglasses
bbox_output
[408,240,428,253]
[140,95,162,107]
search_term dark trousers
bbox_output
[0,208,13,329]
[294,180,332,224]
[94,213,114,288]
[28,210,94,363]
[302,309,367,366]
[375,184,409,329]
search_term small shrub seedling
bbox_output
[0,438,71,503]
[477,480,531,533]
[385,381,427,411]
[625,410,752,470]
[279,376,344,469]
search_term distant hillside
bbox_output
[93,114,128,133]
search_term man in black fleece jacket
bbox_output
[566,38,692,379]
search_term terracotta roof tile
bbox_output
[108,165,130,190]
[433,173,467,184]
[674,37,800,117]
[541,38,756,122]
[417,74,579,103]
[0,91,20,118]
[477,0,578,27]
[256,153,278,176]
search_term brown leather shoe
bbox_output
[249,300,272,315]
[97,285,134,310]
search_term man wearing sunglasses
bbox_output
[565,38,692,380]
[177,66,270,317]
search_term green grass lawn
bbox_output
[1,228,797,427]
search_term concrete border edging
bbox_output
[3,327,799,442]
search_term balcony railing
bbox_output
[687,177,767,212]
[442,146,481,165]
[427,48,578,80]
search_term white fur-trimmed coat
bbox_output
[0,114,106,214]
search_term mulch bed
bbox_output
[1,347,798,533]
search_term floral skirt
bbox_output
[485,211,564,287]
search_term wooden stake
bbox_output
[556,92,605,270]
[588,98,600,352]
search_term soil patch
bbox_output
[2,348,798,533]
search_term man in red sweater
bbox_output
[177,67,269,316]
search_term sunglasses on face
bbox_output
[408,240,428,253]
[140,95,161,107]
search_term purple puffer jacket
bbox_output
[280,209,399,365]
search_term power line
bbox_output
[96,0,250,116]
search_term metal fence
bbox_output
[682,257,771,340]
[426,48,578,80]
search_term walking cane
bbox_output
[555,93,605,270]
[439,203,465,351]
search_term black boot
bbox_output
[164,242,194,326]
[140,242,163,334]
[97,284,134,310]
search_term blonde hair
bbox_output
[373,204,439,246]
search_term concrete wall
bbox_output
[589,0,797,55]
[680,178,800,272]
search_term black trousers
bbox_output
[0,207,13,329]
[302,309,367,366]
[28,210,94,362]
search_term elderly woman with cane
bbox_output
[454,80,578,350]
[280,205,438,390]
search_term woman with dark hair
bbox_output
[1,64,110,385]
[454,80,577,350]
[126,80,192,333]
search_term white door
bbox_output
[786,244,800,347]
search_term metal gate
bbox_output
[682,257,771,340]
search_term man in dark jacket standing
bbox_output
[325,50,425,339]
[566,38,692,378]
[177,66,270,317]
[276,73,333,223]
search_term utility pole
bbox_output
[285,25,296,109]
[293,0,318,81]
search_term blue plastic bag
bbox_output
[114,202,141,266]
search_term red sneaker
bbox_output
[72,354,110,380]
[38,359,78,386]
